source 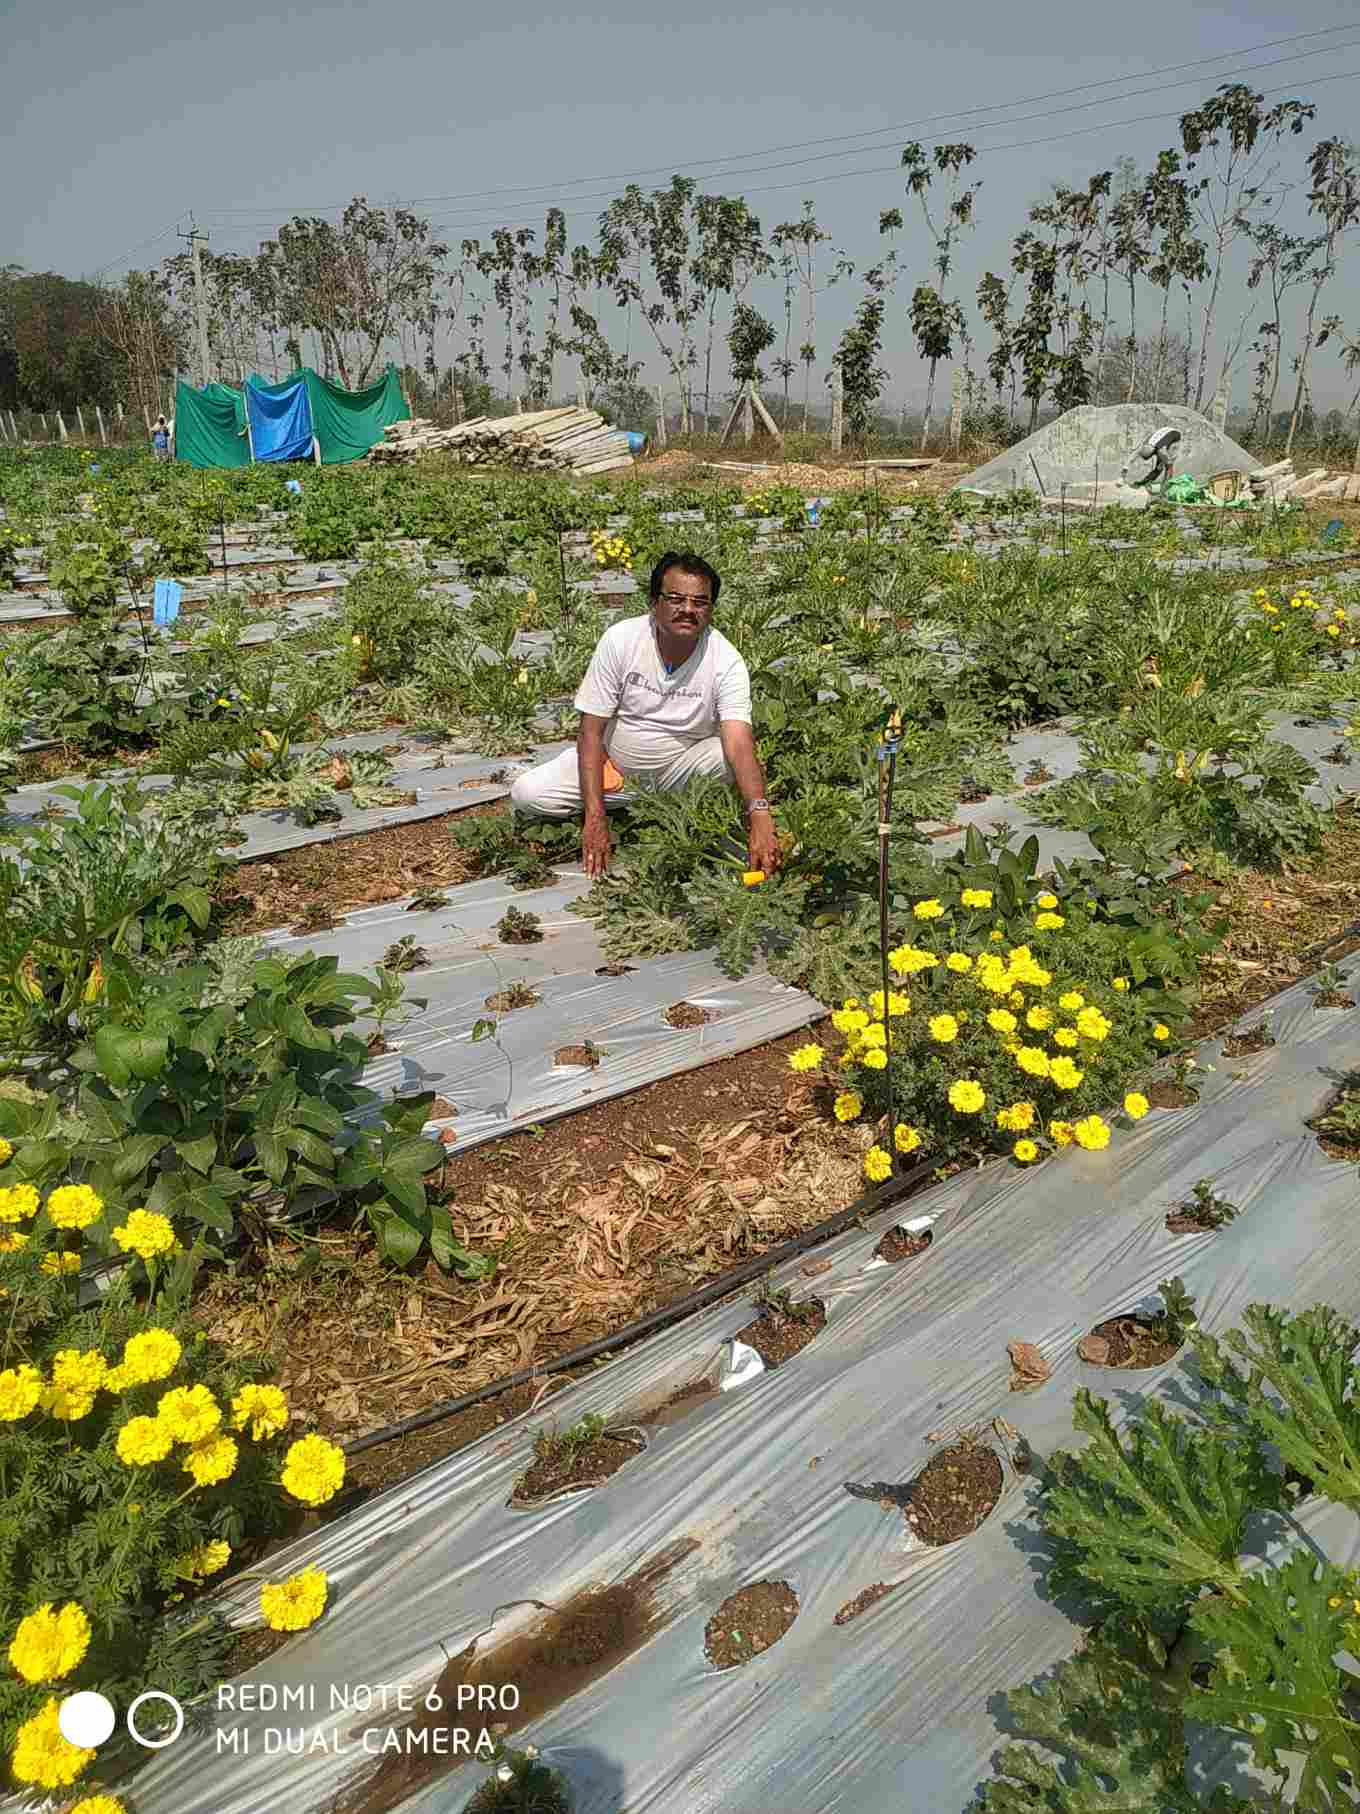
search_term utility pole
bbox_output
[179,215,212,388]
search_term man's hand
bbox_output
[747,813,781,876]
[583,809,613,881]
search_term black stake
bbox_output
[219,503,228,597]
[878,707,903,1167]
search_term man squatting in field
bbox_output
[510,551,782,881]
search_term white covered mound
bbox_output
[958,403,1259,497]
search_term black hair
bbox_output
[648,550,720,606]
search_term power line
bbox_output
[198,21,1358,224]
[88,217,187,280]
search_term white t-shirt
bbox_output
[574,613,751,771]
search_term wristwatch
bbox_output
[746,797,771,815]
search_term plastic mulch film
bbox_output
[259,870,823,1152]
[88,955,1360,1814]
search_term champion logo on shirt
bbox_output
[626,670,702,700]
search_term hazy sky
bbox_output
[5,0,1359,410]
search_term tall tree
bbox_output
[896,141,979,446]
[598,177,705,431]
[831,263,890,448]
[691,195,769,427]
[1140,153,1207,403]
[771,201,829,430]
[1285,137,1360,454]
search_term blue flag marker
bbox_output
[1322,518,1344,543]
[153,579,182,626]
[285,478,302,496]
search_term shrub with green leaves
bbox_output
[0,1220,349,1797]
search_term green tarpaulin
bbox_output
[172,381,252,469]
[172,365,408,468]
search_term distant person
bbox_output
[151,415,171,461]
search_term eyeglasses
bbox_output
[656,592,713,610]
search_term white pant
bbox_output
[510,736,733,819]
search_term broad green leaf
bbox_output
[381,1091,436,1136]
[186,1006,233,1059]
[92,1025,133,1089]
[336,1150,380,1195]
[368,1201,425,1267]
[147,1170,234,1234]
[285,1127,337,1173]
[95,1025,169,1083]
[168,883,212,929]
[175,1134,218,1175]
[112,1133,168,1185]
[379,1134,443,1216]
[75,1082,130,1142]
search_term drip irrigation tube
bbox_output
[341,1152,937,1457]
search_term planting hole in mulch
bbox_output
[1078,1316,1182,1369]
[735,1295,826,1367]
[367,1033,394,1055]
[665,1000,712,1029]
[485,985,541,1014]
[704,1580,799,1669]
[554,1044,602,1069]
[466,1755,569,1814]
[635,1380,720,1429]
[958,776,990,804]
[511,1421,643,1504]
[834,1582,901,1626]
[874,1225,932,1264]
[1309,1082,1360,1161]
[1144,1079,1198,1109]
[339,1542,695,1814]
[1315,990,1356,1010]
[595,962,636,976]
[1221,1021,1275,1057]
[903,1441,1004,1546]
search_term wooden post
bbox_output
[949,369,965,453]
[143,405,152,434]
[749,386,784,446]
[830,372,844,454]
[1212,375,1230,431]
[75,404,87,437]
[95,405,107,445]
[7,411,16,441]
[742,382,755,445]
[0,414,7,442]
[576,384,587,409]
[654,386,667,448]
[313,436,322,466]
[56,412,68,441]
[39,414,48,438]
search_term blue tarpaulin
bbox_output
[244,375,314,463]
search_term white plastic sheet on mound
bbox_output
[257,869,823,1151]
[91,956,1360,1814]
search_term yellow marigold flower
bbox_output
[989,929,1004,941]
[0,1231,27,1253]
[231,1383,289,1441]
[868,989,910,1017]
[1008,991,1025,1010]
[8,1602,91,1683]
[1112,977,1129,992]
[860,1047,888,1070]
[1019,962,1052,988]
[69,1796,128,1814]
[0,1365,42,1421]
[1013,1139,1039,1163]
[1073,1114,1110,1151]
[948,1080,986,1114]
[1123,1092,1150,1121]
[929,1013,960,1044]
[1058,991,1084,1012]
[157,1383,221,1444]
[121,1328,182,1384]
[0,1183,40,1223]
[960,888,993,908]
[1053,1027,1079,1048]
[178,1540,232,1582]
[50,1349,107,1396]
[0,1138,11,1164]
[45,1184,103,1230]
[1050,1120,1074,1147]
[1076,1007,1111,1042]
[894,1123,922,1153]
[787,1043,825,1073]
[111,1208,175,1259]
[741,869,765,886]
[1327,624,1341,638]
[987,1009,1017,1034]
[842,998,861,1010]
[1008,945,1033,965]
[10,1696,94,1789]
[945,952,972,972]
[1153,1023,1170,1041]
[1034,912,1065,930]
[1049,1057,1084,1091]
[40,1251,81,1276]
[1026,1006,1053,1030]
[996,1102,1036,1132]
[1015,1047,1051,1079]
[977,966,1014,996]
[116,1415,175,1467]
[833,1091,862,1123]
[260,1567,329,1633]
[42,1384,95,1422]
[863,1145,893,1183]
[1036,893,1058,910]
[912,899,945,920]
[281,1433,346,1507]
[184,1434,238,1487]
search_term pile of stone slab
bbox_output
[369,407,634,475]
[1247,459,1360,503]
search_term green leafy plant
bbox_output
[495,906,543,944]
[382,935,428,972]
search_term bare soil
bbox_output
[1079,1316,1181,1368]
[634,1380,720,1428]
[466,1758,569,1814]
[665,1001,712,1028]
[703,1580,799,1669]
[1221,1021,1275,1057]
[735,1297,827,1367]
[338,1541,695,1814]
[554,1044,601,1069]
[511,1429,643,1503]
[1314,990,1356,1009]
[1144,1079,1199,1110]
[874,1226,932,1264]
[485,986,541,1013]
[834,1582,901,1626]
[904,1441,1004,1546]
